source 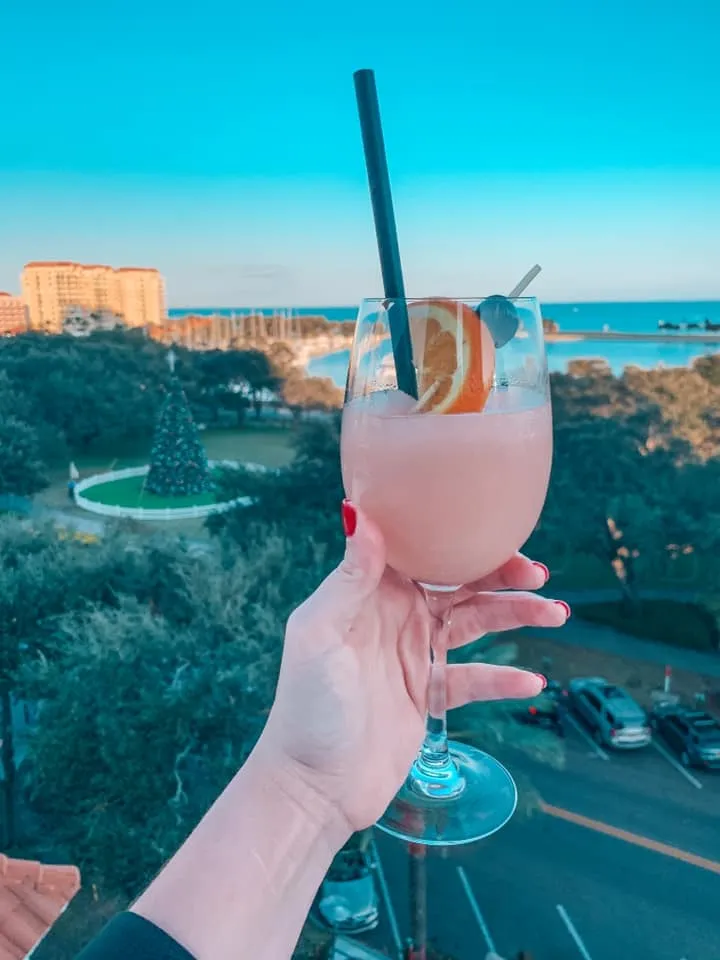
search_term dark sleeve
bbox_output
[77,912,196,960]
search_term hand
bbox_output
[259,503,568,834]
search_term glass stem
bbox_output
[409,589,466,800]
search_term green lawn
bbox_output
[81,474,220,509]
[202,425,294,467]
[576,599,719,652]
[40,425,294,510]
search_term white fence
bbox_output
[74,461,261,521]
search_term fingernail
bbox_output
[532,561,550,583]
[341,499,357,538]
[534,673,548,690]
[554,600,571,619]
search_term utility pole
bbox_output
[406,843,427,960]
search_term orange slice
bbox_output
[407,299,495,414]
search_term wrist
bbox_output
[134,737,352,960]
[245,736,352,857]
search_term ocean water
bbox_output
[170,300,720,331]
[169,300,719,381]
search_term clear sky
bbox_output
[2,0,720,306]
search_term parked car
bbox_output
[513,679,567,736]
[312,848,379,934]
[568,677,651,749]
[650,704,720,769]
[330,935,389,959]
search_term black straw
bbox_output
[353,69,418,399]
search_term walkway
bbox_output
[528,587,720,678]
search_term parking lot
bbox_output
[363,703,720,960]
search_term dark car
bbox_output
[650,704,720,769]
[311,848,379,934]
[514,679,567,736]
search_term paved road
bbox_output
[524,619,720,679]
[368,719,720,960]
[529,586,720,679]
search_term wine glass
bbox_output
[340,296,553,845]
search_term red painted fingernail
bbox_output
[532,561,550,583]
[534,673,548,690]
[554,600,571,619]
[341,499,357,538]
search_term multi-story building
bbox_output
[116,267,165,329]
[21,261,165,333]
[0,291,28,335]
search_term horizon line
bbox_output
[167,296,720,310]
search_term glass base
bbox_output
[375,741,517,846]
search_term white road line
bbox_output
[651,739,703,790]
[565,714,609,760]
[369,839,403,960]
[556,904,594,960]
[456,865,496,954]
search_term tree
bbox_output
[145,377,211,496]
[18,528,334,902]
[210,415,345,559]
[0,519,122,846]
[0,330,170,452]
[243,349,280,418]
[196,349,279,424]
[282,374,343,421]
[0,417,48,497]
[532,366,720,606]
[266,341,298,380]
[694,353,720,387]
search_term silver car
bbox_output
[568,677,652,749]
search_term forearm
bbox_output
[132,740,351,960]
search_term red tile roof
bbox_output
[0,854,80,959]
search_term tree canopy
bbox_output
[5,339,719,957]
[13,521,338,898]
[530,364,720,602]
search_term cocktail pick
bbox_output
[478,264,542,347]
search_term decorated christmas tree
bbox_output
[146,354,211,497]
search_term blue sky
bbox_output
[1,0,719,306]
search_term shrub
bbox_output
[575,600,719,652]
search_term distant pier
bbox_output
[544,330,720,345]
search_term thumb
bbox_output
[317,500,386,615]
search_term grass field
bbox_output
[81,474,220,509]
[40,425,294,510]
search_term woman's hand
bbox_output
[259,502,569,834]
[130,504,569,960]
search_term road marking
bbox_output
[369,839,403,960]
[541,801,720,876]
[556,904,594,960]
[650,739,703,790]
[456,865,496,954]
[565,714,609,760]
